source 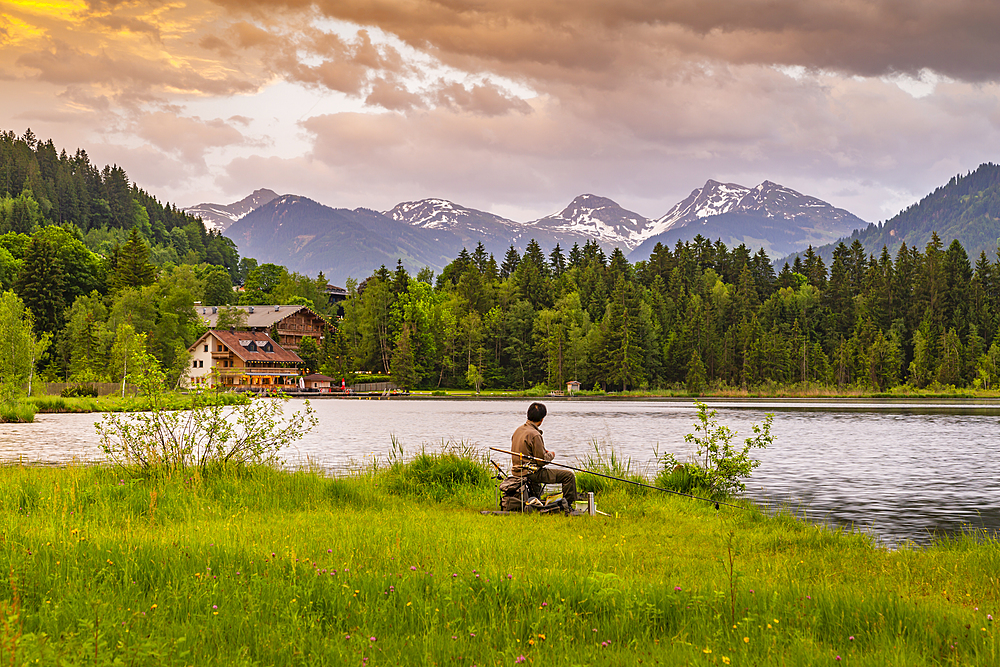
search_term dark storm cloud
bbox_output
[208,0,1000,82]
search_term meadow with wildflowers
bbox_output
[0,456,998,665]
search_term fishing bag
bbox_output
[499,476,540,512]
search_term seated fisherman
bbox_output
[511,402,578,505]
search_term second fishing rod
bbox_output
[488,446,750,511]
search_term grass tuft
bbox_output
[0,401,35,423]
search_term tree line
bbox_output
[322,234,1000,392]
[4,128,1000,396]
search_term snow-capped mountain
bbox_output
[226,196,462,286]
[646,180,861,238]
[531,194,648,250]
[628,180,867,261]
[736,180,858,228]
[383,198,537,258]
[185,188,279,232]
[385,198,520,234]
[646,180,750,237]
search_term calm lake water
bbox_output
[4,397,1000,546]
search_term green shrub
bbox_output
[61,383,98,398]
[658,401,774,497]
[96,349,316,474]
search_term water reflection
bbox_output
[3,398,1000,546]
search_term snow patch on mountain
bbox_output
[644,180,750,238]
[385,198,521,232]
[185,189,279,232]
[534,194,649,249]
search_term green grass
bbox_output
[26,391,248,414]
[0,460,998,665]
[0,401,36,423]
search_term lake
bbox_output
[4,397,999,546]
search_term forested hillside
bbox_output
[0,130,334,387]
[0,129,238,272]
[324,234,1000,392]
[784,163,1000,266]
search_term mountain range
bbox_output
[186,181,867,285]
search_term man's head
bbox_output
[527,402,547,424]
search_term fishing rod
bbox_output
[488,459,506,480]
[488,447,749,511]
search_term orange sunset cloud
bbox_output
[2,0,999,222]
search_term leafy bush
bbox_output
[658,401,773,497]
[61,383,98,398]
[96,350,317,474]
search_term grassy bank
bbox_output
[1,459,998,665]
[21,391,248,415]
[2,391,249,424]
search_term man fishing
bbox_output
[511,402,578,505]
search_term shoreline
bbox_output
[13,388,1000,415]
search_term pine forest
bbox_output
[3,129,1000,395]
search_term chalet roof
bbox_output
[303,373,336,382]
[190,330,303,364]
[196,304,327,330]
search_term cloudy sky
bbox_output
[4,0,1000,223]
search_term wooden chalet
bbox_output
[196,304,329,351]
[185,330,302,390]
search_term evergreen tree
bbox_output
[824,242,855,339]
[393,259,409,296]
[515,240,551,310]
[471,242,489,273]
[108,227,156,291]
[14,236,66,334]
[319,326,354,385]
[500,245,520,280]
[686,348,707,394]
[750,248,776,298]
[802,246,827,289]
[549,243,566,277]
[297,336,320,375]
[601,276,645,391]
